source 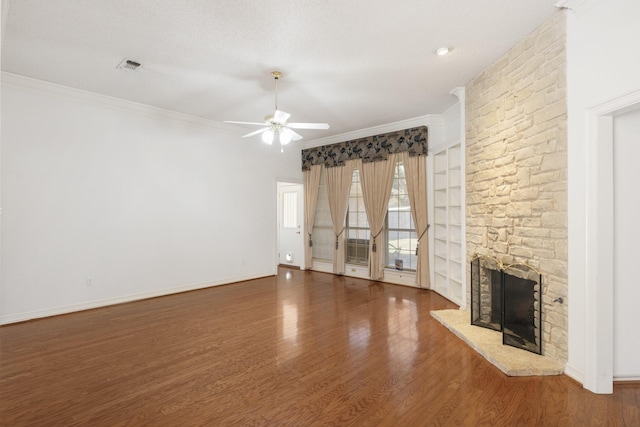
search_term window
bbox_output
[313,161,417,271]
[386,157,417,270]
[346,167,369,265]
[311,168,333,261]
[282,191,298,228]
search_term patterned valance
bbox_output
[301,126,428,171]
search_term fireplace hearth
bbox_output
[471,256,542,355]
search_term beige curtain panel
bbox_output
[403,152,430,288]
[325,160,356,275]
[303,165,322,269]
[360,154,396,281]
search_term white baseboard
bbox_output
[613,375,640,382]
[0,270,276,325]
[563,363,584,384]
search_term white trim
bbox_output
[451,87,467,309]
[311,260,418,288]
[564,363,585,384]
[0,270,276,325]
[613,375,640,382]
[582,88,640,394]
[429,137,460,155]
[584,113,614,394]
[1,71,241,134]
[303,115,440,149]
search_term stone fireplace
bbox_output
[464,10,568,364]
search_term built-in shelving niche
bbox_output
[432,143,464,306]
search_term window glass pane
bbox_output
[283,191,297,228]
[387,211,398,229]
[348,197,358,213]
[388,230,400,253]
[346,166,369,265]
[386,157,417,270]
[357,212,368,226]
[399,211,412,229]
[347,213,358,227]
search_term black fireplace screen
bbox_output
[470,256,502,332]
[471,257,542,355]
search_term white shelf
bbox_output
[449,190,461,206]
[449,173,462,186]
[431,142,464,307]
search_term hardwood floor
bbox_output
[1,267,638,426]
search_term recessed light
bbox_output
[435,47,452,56]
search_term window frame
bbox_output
[345,166,370,266]
[385,156,418,271]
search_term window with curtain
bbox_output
[346,167,369,265]
[386,156,418,270]
[311,168,334,261]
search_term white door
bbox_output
[277,182,304,268]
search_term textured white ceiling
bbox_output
[2,0,559,140]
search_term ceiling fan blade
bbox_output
[224,120,267,126]
[273,110,291,124]
[289,129,304,141]
[242,127,270,138]
[287,122,330,130]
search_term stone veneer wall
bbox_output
[465,11,567,362]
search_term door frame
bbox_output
[276,181,305,270]
[582,88,640,393]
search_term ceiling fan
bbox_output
[224,71,330,149]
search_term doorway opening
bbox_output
[277,182,304,269]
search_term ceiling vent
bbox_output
[116,58,141,72]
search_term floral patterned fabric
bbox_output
[301,126,428,171]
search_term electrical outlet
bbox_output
[86,277,93,287]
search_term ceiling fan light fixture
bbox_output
[262,129,274,145]
[279,128,293,146]
[224,70,330,150]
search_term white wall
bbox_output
[0,73,302,323]
[613,107,640,379]
[566,0,640,385]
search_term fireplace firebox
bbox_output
[470,256,542,355]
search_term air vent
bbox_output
[116,58,141,72]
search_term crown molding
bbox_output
[1,71,240,134]
[555,0,605,16]
[302,114,441,149]
[449,86,465,102]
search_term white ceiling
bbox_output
[1,0,560,141]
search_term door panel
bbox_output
[278,183,304,267]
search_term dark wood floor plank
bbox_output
[1,267,639,426]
